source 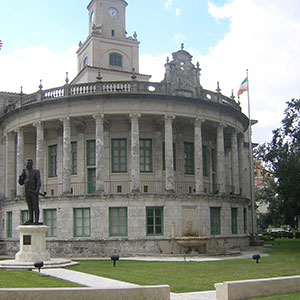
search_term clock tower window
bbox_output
[109,53,122,67]
[83,56,88,68]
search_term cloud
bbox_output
[142,0,300,144]
[0,45,77,94]
[165,0,173,10]
[176,8,180,16]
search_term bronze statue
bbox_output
[18,158,41,224]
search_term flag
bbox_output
[0,40,2,51]
[238,77,248,96]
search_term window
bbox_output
[112,139,127,173]
[243,208,247,233]
[48,145,57,177]
[231,208,238,234]
[83,56,88,67]
[21,210,29,224]
[44,209,57,237]
[203,145,208,176]
[184,142,194,175]
[109,207,127,236]
[140,139,152,172]
[71,142,77,175]
[7,212,12,238]
[146,207,163,236]
[109,53,122,67]
[74,208,91,237]
[210,207,221,235]
[162,142,176,170]
[87,168,96,194]
[87,140,96,166]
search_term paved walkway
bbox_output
[35,246,271,300]
[39,268,217,300]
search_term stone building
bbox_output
[0,0,253,257]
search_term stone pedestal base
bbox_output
[15,225,51,262]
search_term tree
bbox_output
[257,99,300,228]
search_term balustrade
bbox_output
[1,81,241,117]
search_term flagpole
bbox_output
[246,69,256,238]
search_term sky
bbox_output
[0,0,300,145]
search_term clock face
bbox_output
[108,7,119,18]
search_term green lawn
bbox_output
[69,239,300,293]
[0,269,79,288]
[0,239,299,295]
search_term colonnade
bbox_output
[1,114,245,198]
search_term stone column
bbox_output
[16,127,24,197]
[129,113,141,193]
[231,129,240,194]
[238,135,245,196]
[165,115,175,192]
[194,118,204,193]
[216,124,226,194]
[93,114,105,193]
[60,117,72,194]
[0,136,5,198]
[153,120,163,193]
[5,132,15,198]
[33,121,44,187]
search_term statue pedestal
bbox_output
[15,225,51,262]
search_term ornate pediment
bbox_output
[163,44,202,97]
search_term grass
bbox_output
[0,239,299,295]
[0,269,79,288]
[69,239,300,293]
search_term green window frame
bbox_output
[140,139,152,172]
[184,142,194,175]
[146,207,164,236]
[71,141,77,175]
[43,209,57,237]
[73,208,91,237]
[109,207,128,236]
[48,145,57,177]
[231,208,238,234]
[21,210,29,225]
[111,139,127,173]
[109,53,122,67]
[243,208,247,234]
[7,211,12,238]
[87,140,96,166]
[87,168,96,194]
[210,207,221,235]
[203,145,208,176]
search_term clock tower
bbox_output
[73,0,151,83]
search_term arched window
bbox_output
[83,56,88,68]
[109,53,122,67]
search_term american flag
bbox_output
[0,40,2,51]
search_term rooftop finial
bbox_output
[181,43,184,50]
[39,80,43,90]
[96,68,102,81]
[216,82,221,93]
[131,68,137,80]
[65,72,69,84]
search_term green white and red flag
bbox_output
[238,77,248,96]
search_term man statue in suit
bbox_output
[18,158,41,224]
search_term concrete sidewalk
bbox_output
[39,268,217,300]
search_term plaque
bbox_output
[23,235,31,245]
